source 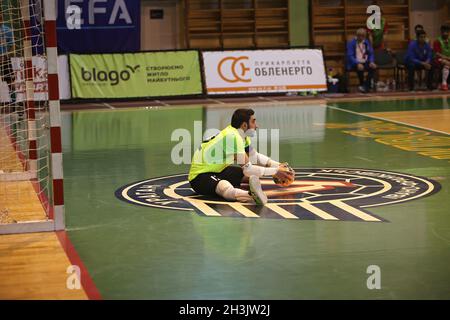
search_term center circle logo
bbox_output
[115,168,441,222]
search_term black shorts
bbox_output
[189,165,244,196]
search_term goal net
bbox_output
[0,0,63,232]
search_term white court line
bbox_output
[354,156,375,163]
[258,96,278,103]
[154,100,170,106]
[207,98,226,105]
[102,102,115,109]
[327,105,450,136]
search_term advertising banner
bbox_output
[56,0,140,53]
[70,51,203,99]
[57,55,71,100]
[11,56,47,102]
[6,55,71,102]
[202,49,327,94]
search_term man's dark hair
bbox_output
[231,108,254,129]
[414,24,424,31]
[441,25,450,33]
[416,29,426,38]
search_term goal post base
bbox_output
[0,219,64,235]
[0,170,37,181]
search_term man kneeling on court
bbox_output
[188,108,294,205]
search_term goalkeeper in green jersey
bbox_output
[188,108,294,205]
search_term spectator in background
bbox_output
[413,24,430,43]
[0,13,15,104]
[405,29,434,91]
[346,28,377,93]
[368,9,388,50]
[433,25,450,91]
[414,24,424,34]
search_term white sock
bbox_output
[234,189,254,203]
[442,67,449,84]
[215,180,253,203]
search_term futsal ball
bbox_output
[273,163,295,187]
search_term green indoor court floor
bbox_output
[62,97,450,299]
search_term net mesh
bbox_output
[0,0,51,223]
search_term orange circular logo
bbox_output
[217,56,251,83]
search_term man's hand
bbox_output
[357,63,365,71]
[369,62,377,69]
[273,163,295,187]
[442,59,450,67]
[274,169,293,181]
[422,62,432,70]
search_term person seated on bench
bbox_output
[346,28,377,93]
[405,29,434,91]
[433,25,450,91]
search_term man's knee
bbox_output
[215,180,236,201]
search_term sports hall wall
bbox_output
[0,0,449,102]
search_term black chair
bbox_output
[394,49,407,90]
[374,49,397,89]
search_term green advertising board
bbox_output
[70,51,203,99]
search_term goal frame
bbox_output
[0,0,64,235]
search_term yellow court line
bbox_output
[298,202,339,220]
[365,109,450,134]
[265,203,299,219]
[228,203,260,218]
[185,199,222,216]
[330,201,381,222]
